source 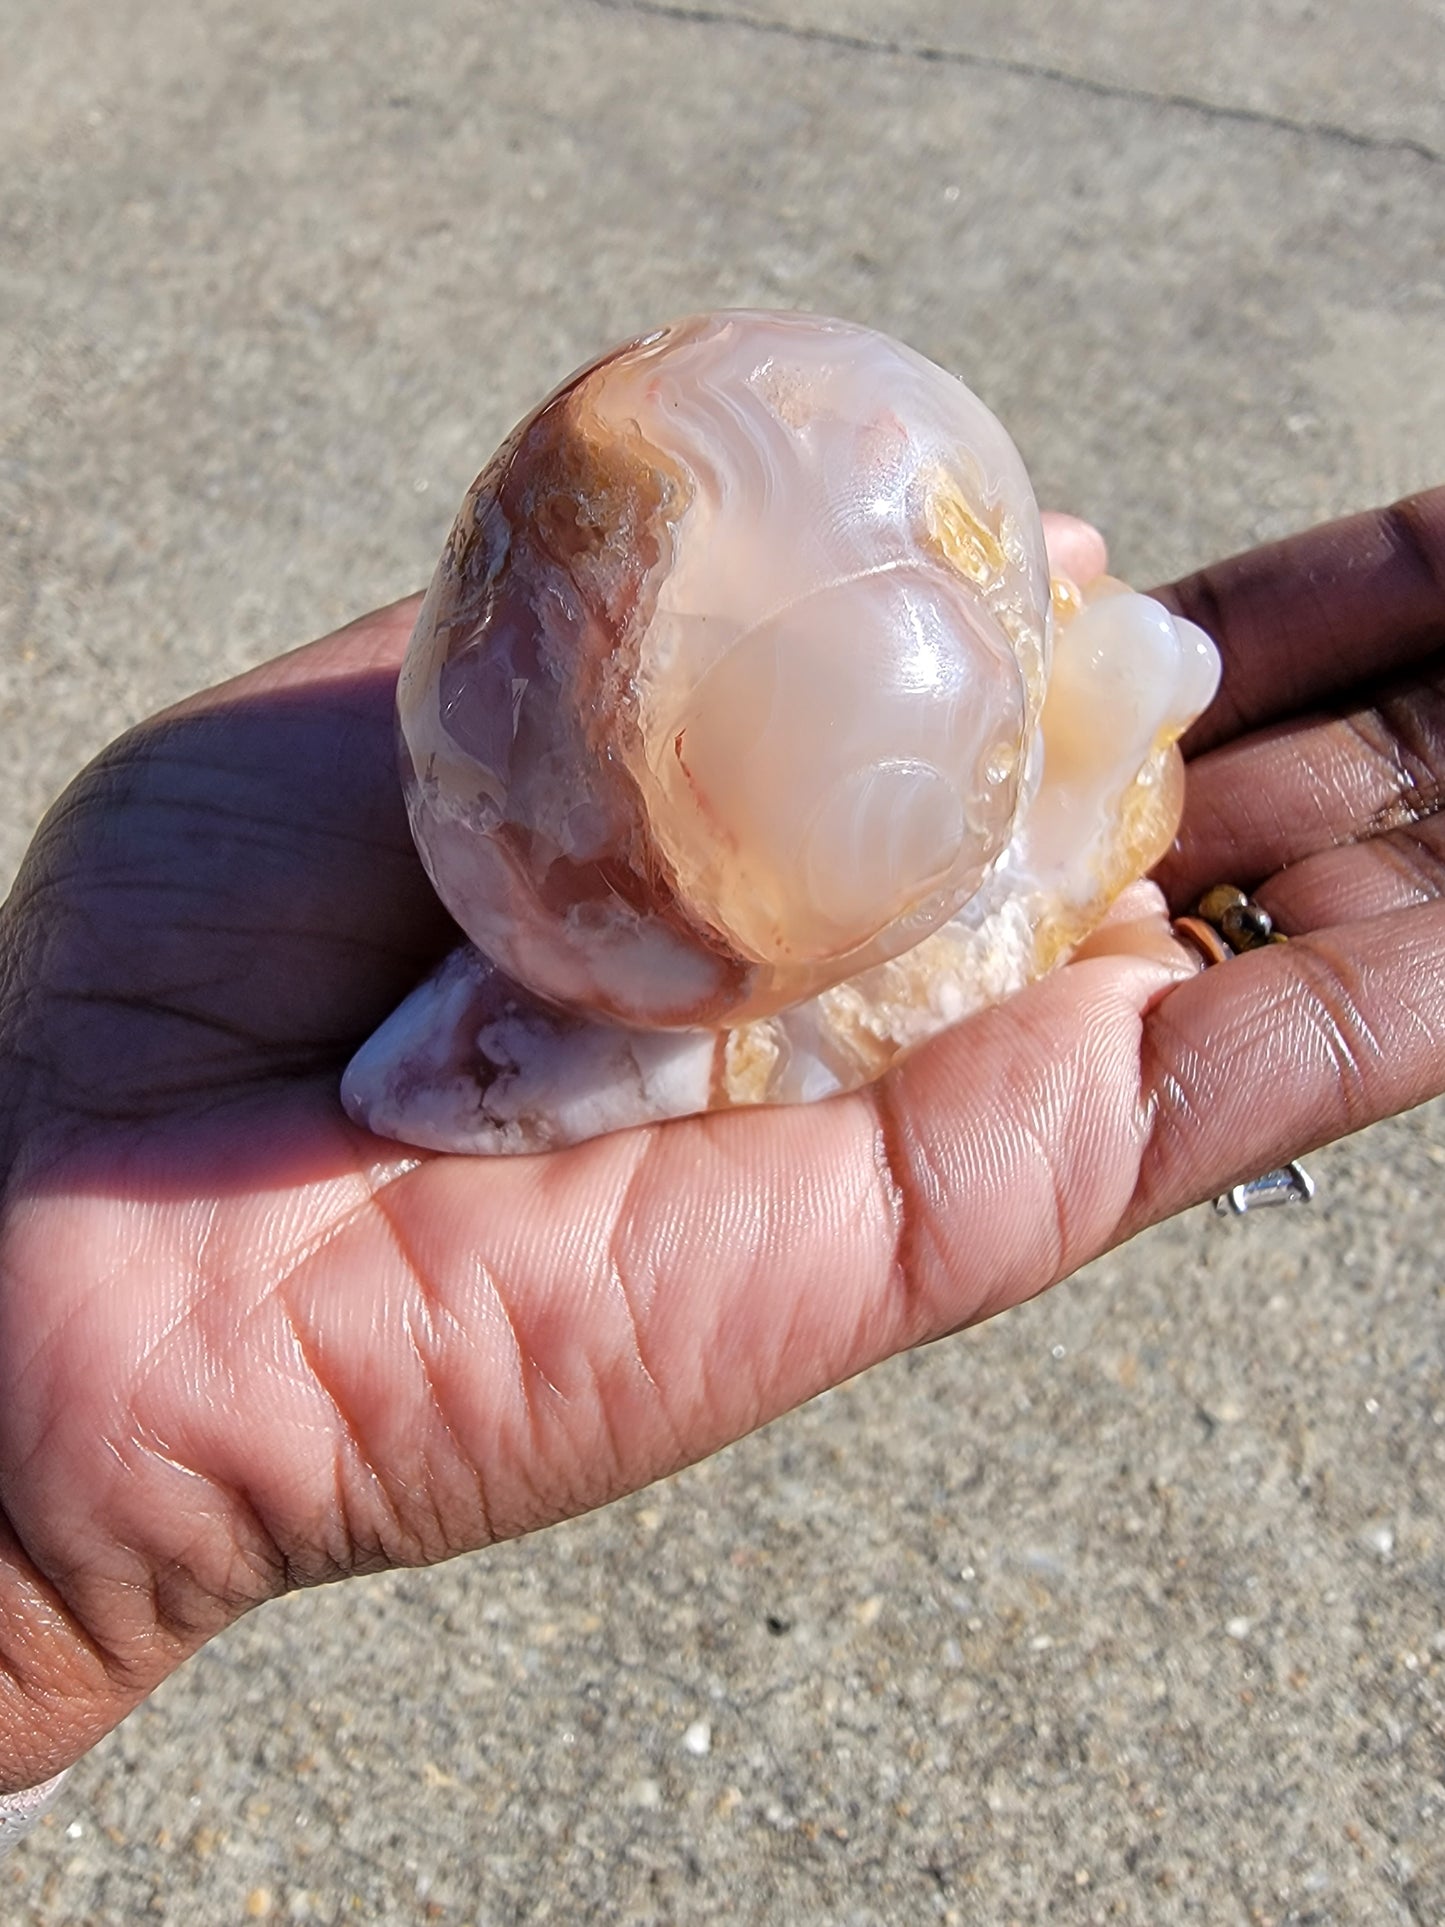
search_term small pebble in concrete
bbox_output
[1360,1523,1396,1560]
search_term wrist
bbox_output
[0,1525,141,1796]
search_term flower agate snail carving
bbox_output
[342,311,1220,1154]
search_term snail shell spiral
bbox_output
[343,312,1220,1154]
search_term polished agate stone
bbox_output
[343,312,1219,1154]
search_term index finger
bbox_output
[1154,487,1445,757]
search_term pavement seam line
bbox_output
[586,0,1444,169]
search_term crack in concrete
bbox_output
[587,0,1443,169]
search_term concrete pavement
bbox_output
[3,2,1443,1919]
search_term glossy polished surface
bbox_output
[398,311,1053,1028]
[347,313,1220,1153]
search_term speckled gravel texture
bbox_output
[3,2,1443,1921]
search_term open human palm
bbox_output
[1,494,1442,1790]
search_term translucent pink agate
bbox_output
[343,313,1218,1154]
